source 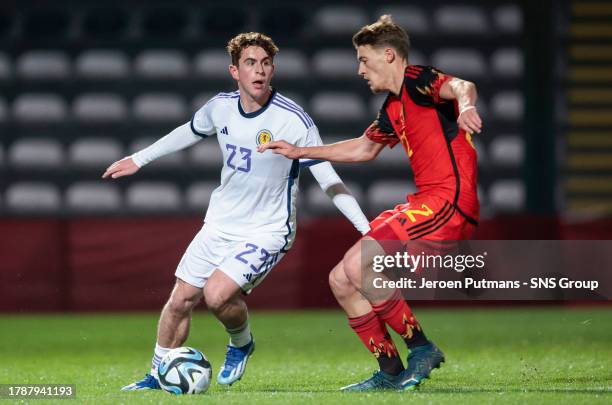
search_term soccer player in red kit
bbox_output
[258,15,482,391]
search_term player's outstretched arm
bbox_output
[102,157,140,179]
[257,135,384,163]
[440,78,483,134]
[102,122,203,180]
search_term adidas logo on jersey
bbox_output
[220,126,229,135]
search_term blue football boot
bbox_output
[121,373,161,391]
[217,337,255,385]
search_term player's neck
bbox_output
[390,61,409,96]
[239,88,272,113]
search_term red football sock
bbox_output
[372,289,429,348]
[348,311,404,375]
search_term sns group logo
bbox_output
[256,129,274,146]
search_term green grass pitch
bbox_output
[0,308,610,404]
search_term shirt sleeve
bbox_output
[131,122,203,167]
[364,105,400,148]
[190,98,218,137]
[297,125,326,167]
[405,65,453,107]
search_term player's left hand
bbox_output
[257,140,303,159]
[457,107,482,134]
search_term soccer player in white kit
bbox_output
[103,32,370,391]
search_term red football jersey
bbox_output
[365,65,479,225]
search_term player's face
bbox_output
[230,46,275,102]
[357,45,393,93]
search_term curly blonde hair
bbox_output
[227,32,279,65]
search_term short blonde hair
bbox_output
[226,32,279,65]
[352,15,410,61]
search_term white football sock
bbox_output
[150,342,171,377]
[226,321,252,348]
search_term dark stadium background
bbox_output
[1,0,611,311]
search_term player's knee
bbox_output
[203,289,229,313]
[167,295,196,316]
[342,250,361,285]
[329,266,354,298]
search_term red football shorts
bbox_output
[367,194,476,247]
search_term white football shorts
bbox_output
[175,225,286,291]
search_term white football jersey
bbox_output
[191,89,322,250]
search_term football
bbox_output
[157,347,212,395]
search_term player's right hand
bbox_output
[257,140,303,159]
[102,157,140,179]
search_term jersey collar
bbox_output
[238,88,277,118]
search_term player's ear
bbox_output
[384,48,396,64]
[229,64,239,81]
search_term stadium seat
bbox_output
[375,6,430,34]
[491,48,523,77]
[369,94,387,115]
[65,181,122,212]
[73,93,128,122]
[69,137,123,168]
[142,6,189,38]
[193,50,231,78]
[306,181,364,213]
[129,137,186,168]
[134,50,189,78]
[313,6,368,35]
[0,53,11,79]
[16,50,70,80]
[81,7,129,39]
[407,50,427,67]
[201,6,247,36]
[472,136,487,167]
[475,98,489,120]
[488,180,525,211]
[489,135,524,167]
[189,141,223,168]
[75,50,130,79]
[312,49,357,78]
[273,49,309,79]
[23,9,70,39]
[133,93,187,122]
[126,182,182,211]
[185,182,218,210]
[310,92,366,121]
[491,91,523,121]
[8,138,64,168]
[368,180,416,212]
[477,185,490,216]
[13,94,67,123]
[0,98,7,122]
[277,92,308,112]
[260,6,307,38]
[191,92,217,112]
[494,5,522,33]
[0,9,13,39]
[5,182,61,212]
[434,5,488,33]
[431,49,486,78]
